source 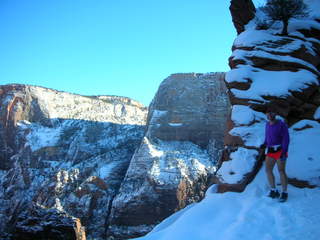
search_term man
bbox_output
[263,109,290,202]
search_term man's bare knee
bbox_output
[277,160,286,173]
[265,167,273,174]
[278,168,287,176]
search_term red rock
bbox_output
[229,0,256,35]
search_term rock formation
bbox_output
[230,0,256,35]
[107,73,230,239]
[0,76,230,239]
[0,84,147,239]
[216,1,320,192]
[10,205,86,240]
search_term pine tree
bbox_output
[262,0,309,35]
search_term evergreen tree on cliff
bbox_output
[262,0,309,35]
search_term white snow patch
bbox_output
[150,110,167,124]
[216,148,258,184]
[314,107,320,120]
[17,120,31,129]
[135,169,320,240]
[231,48,318,71]
[289,18,320,32]
[146,139,164,158]
[54,198,64,212]
[168,123,183,127]
[234,28,317,56]
[231,105,265,126]
[229,121,266,147]
[146,138,215,185]
[98,163,117,179]
[25,124,62,151]
[287,120,320,184]
[149,203,196,234]
[234,29,284,49]
[226,66,318,102]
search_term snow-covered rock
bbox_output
[107,73,230,239]
[0,84,147,239]
[218,0,320,192]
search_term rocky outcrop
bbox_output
[107,73,230,239]
[146,73,229,149]
[0,78,230,239]
[229,0,256,35]
[216,4,320,191]
[10,204,86,240]
[0,84,147,239]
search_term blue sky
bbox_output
[0,0,263,106]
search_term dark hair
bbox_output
[266,106,277,114]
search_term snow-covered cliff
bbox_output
[0,84,147,239]
[107,72,230,239]
[0,73,230,240]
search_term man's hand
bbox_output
[260,143,266,149]
[280,152,287,161]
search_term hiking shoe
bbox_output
[267,189,280,198]
[279,192,288,202]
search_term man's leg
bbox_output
[276,159,288,192]
[265,156,277,188]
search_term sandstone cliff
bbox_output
[107,72,230,239]
[0,84,147,239]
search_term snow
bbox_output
[150,110,168,124]
[24,123,62,151]
[234,29,316,56]
[234,29,280,48]
[146,138,164,158]
[231,105,265,126]
[135,169,320,240]
[16,120,31,129]
[152,110,167,119]
[216,148,258,184]
[168,123,183,127]
[146,138,215,185]
[287,120,320,185]
[231,49,318,72]
[98,163,117,179]
[226,66,318,102]
[229,121,265,147]
[289,18,320,32]
[314,107,320,120]
[28,86,147,125]
[54,198,65,212]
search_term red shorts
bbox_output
[266,150,288,160]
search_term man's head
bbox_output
[266,111,277,122]
[266,107,277,122]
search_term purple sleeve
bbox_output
[281,122,290,153]
[264,123,267,145]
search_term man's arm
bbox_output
[281,121,290,154]
[260,123,267,148]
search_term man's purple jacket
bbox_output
[264,119,290,154]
